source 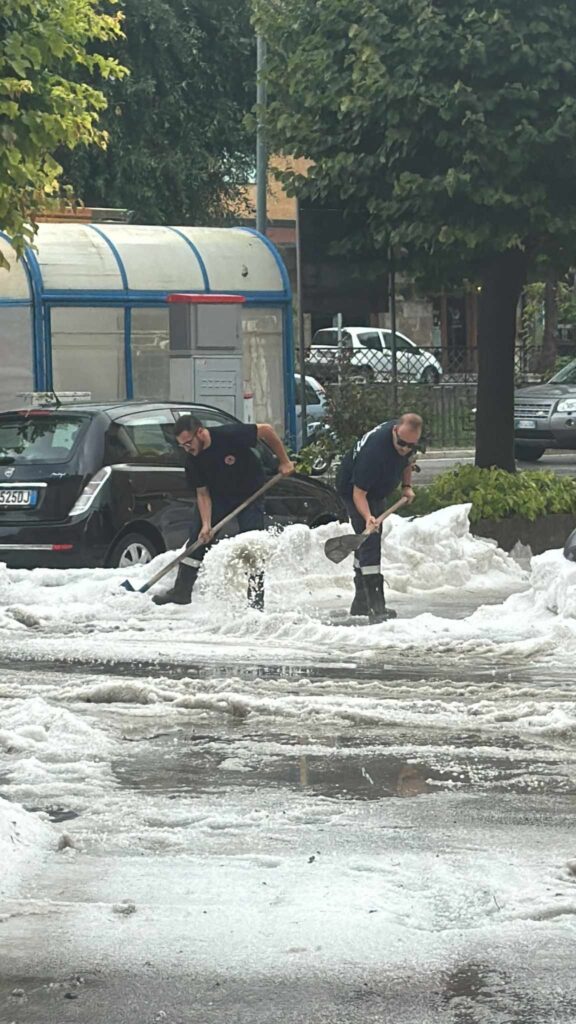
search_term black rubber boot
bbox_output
[247,571,265,611]
[350,569,368,616]
[152,563,198,606]
[361,573,397,624]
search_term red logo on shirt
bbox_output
[224,455,236,465]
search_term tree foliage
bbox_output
[254,0,576,470]
[0,0,126,264]
[60,0,256,224]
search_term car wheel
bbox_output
[109,532,159,568]
[420,366,440,384]
[514,444,546,462]
[309,451,333,476]
[350,366,374,383]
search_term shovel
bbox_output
[324,495,409,565]
[121,472,284,594]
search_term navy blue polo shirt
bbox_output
[185,423,264,500]
[336,420,410,501]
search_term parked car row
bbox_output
[0,398,346,570]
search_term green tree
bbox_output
[0,0,126,266]
[254,0,576,470]
[60,0,255,224]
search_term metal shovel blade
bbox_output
[324,533,366,564]
[120,580,136,592]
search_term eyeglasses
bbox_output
[394,433,417,451]
[177,428,201,451]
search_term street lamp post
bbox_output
[256,35,267,236]
[388,246,398,409]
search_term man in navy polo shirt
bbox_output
[336,413,422,622]
[153,414,294,608]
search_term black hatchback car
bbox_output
[0,398,346,570]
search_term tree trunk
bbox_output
[475,249,528,471]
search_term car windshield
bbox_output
[549,360,576,385]
[0,414,88,464]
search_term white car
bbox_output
[308,327,443,384]
[294,373,328,449]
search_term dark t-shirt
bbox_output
[185,423,264,500]
[336,420,409,500]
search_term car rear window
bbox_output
[312,330,338,346]
[0,414,88,464]
[311,330,352,347]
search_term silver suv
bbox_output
[515,359,576,460]
[307,327,443,384]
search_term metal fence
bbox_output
[322,380,477,450]
[304,338,553,449]
[305,340,548,388]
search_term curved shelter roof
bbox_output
[0,223,290,301]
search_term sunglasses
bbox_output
[394,433,417,451]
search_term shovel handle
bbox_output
[364,495,410,536]
[128,472,285,594]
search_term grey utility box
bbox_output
[168,294,245,417]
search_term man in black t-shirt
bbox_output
[153,414,294,607]
[336,413,422,622]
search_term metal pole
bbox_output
[296,198,308,446]
[256,35,268,236]
[389,247,398,409]
[335,311,343,385]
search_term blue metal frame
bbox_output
[41,288,289,304]
[23,247,48,390]
[165,227,210,291]
[87,223,129,290]
[124,306,133,398]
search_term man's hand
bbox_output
[365,514,379,532]
[199,524,214,545]
[279,458,296,476]
[402,486,416,504]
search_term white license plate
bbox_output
[516,419,536,429]
[0,489,37,508]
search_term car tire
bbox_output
[309,452,333,476]
[351,366,374,383]
[420,366,440,384]
[514,444,546,462]
[109,532,159,568]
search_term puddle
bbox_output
[111,731,576,803]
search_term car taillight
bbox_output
[69,467,111,517]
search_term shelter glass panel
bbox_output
[50,307,126,401]
[0,307,34,409]
[0,242,31,300]
[131,307,170,400]
[242,307,284,436]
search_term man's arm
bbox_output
[196,487,213,544]
[400,461,416,503]
[352,486,378,531]
[256,423,295,475]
